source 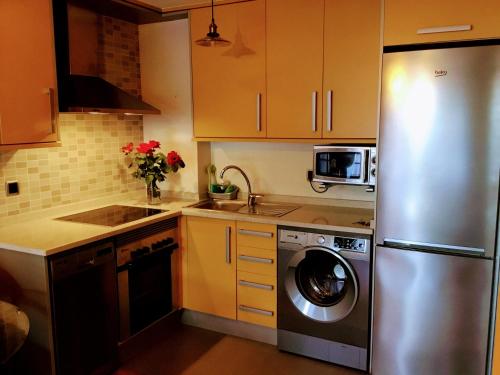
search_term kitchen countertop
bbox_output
[0,193,374,257]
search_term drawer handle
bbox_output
[417,24,472,35]
[239,280,274,291]
[239,305,274,317]
[238,229,274,238]
[238,255,273,264]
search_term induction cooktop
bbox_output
[56,205,166,227]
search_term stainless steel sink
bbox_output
[192,200,299,217]
[193,200,246,212]
[237,202,299,217]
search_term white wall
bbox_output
[211,142,374,201]
[139,18,209,198]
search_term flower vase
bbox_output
[146,181,161,205]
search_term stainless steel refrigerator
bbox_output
[373,43,500,375]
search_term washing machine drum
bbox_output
[285,247,359,323]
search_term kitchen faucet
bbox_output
[219,165,263,208]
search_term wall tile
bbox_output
[0,114,144,218]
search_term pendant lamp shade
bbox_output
[195,0,231,47]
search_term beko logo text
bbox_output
[435,70,447,77]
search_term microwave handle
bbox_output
[362,149,370,183]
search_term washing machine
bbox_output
[277,226,371,371]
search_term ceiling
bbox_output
[125,0,249,13]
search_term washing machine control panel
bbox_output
[334,236,368,253]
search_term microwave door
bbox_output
[314,148,367,184]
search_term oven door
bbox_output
[313,146,369,185]
[117,247,175,342]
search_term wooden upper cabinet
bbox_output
[384,0,500,46]
[266,0,324,139]
[0,0,58,146]
[184,217,236,319]
[190,0,266,138]
[322,0,380,139]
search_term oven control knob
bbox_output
[371,168,376,177]
[371,156,376,164]
[317,236,326,245]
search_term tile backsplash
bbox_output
[0,114,144,218]
[97,15,141,97]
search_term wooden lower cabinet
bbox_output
[237,271,276,328]
[184,216,236,319]
[236,221,277,328]
[183,217,278,328]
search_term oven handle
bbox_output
[116,243,178,272]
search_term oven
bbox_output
[313,145,376,186]
[115,218,178,342]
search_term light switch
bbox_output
[6,181,19,196]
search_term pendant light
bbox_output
[195,0,231,47]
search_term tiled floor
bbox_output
[115,325,362,375]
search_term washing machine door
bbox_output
[285,247,358,323]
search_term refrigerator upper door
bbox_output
[373,246,493,375]
[377,45,500,258]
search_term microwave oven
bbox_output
[313,145,376,186]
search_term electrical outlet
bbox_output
[306,170,313,182]
[6,181,19,196]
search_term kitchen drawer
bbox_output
[237,246,276,277]
[237,271,276,328]
[236,222,277,250]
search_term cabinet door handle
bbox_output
[225,226,231,264]
[45,88,57,136]
[239,305,274,316]
[417,24,472,35]
[311,91,318,132]
[256,93,261,132]
[239,280,274,291]
[238,255,273,264]
[238,229,273,238]
[326,90,333,132]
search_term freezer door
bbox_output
[372,246,493,375]
[377,45,500,258]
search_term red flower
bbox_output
[136,142,153,154]
[121,142,134,154]
[147,140,161,149]
[167,151,182,166]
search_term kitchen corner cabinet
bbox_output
[266,0,324,139]
[190,0,266,138]
[266,0,380,140]
[184,216,236,319]
[0,0,59,147]
[322,0,380,139]
[384,0,500,46]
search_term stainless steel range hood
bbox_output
[53,0,161,114]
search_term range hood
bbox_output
[53,0,161,114]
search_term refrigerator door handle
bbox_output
[383,238,485,256]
